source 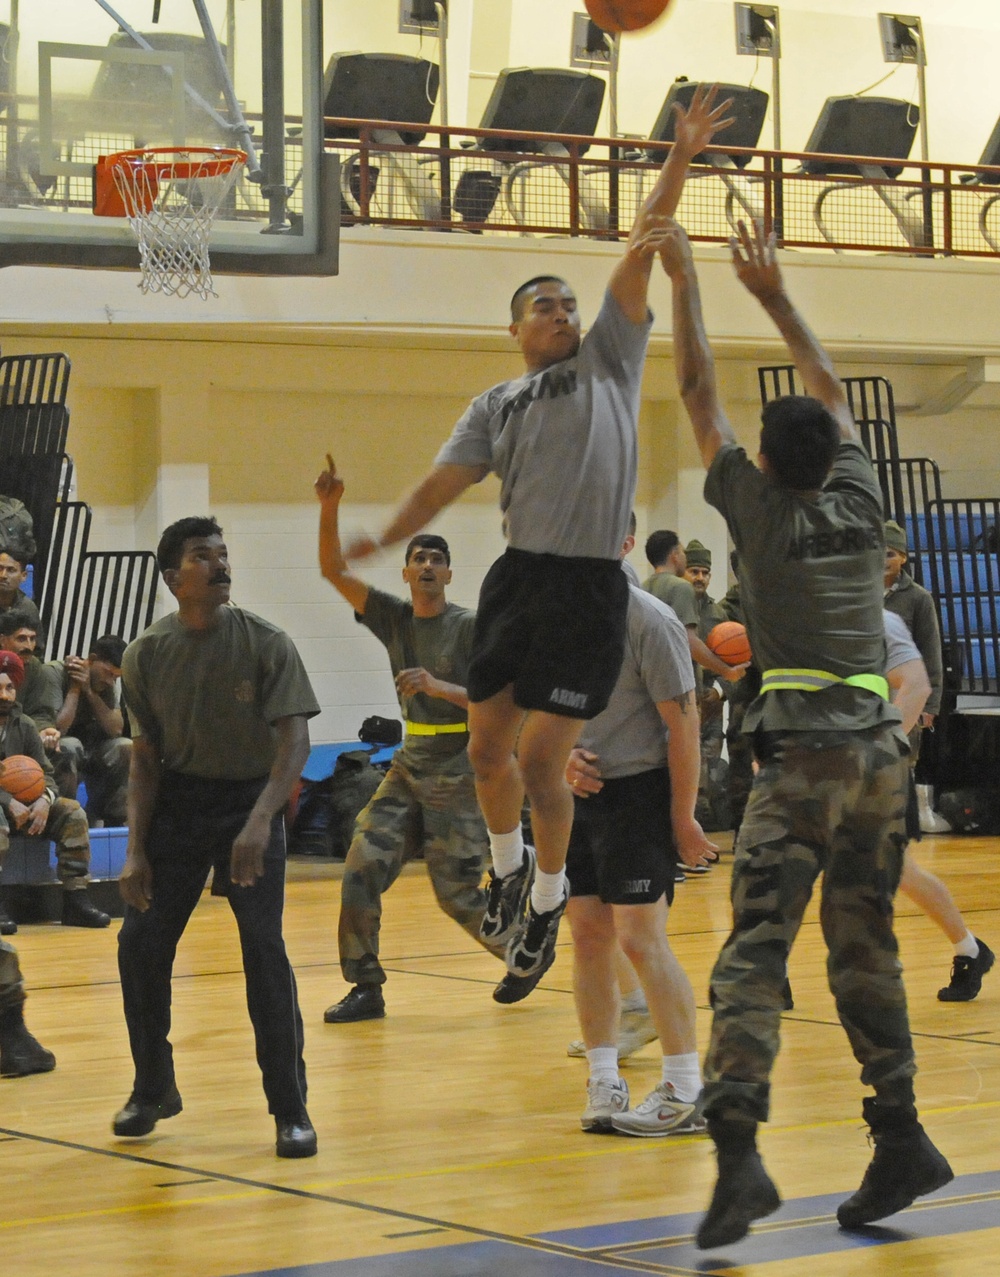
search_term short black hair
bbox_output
[509,275,571,322]
[90,634,127,666]
[0,606,36,637]
[645,530,680,568]
[0,544,30,570]
[156,516,224,575]
[759,396,841,490]
[405,534,450,567]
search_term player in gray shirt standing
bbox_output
[344,87,736,997]
[565,523,716,1135]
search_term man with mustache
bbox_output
[114,518,320,1158]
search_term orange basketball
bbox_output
[0,754,46,803]
[585,0,674,33]
[707,621,752,667]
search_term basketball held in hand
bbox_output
[707,621,752,667]
[0,754,46,804]
[584,0,675,34]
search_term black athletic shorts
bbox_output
[566,767,676,906]
[466,547,629,719]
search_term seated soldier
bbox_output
[0,546,42,641]
[0,609,56,750]
[0,651,110,931]
[29,636,130,827]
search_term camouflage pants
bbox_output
[55,736,132,826]
[338,757,502,985]
[0,797,91,886]
[697,691,725,826]
[0,938,24,1014]
[703,725,916,1124]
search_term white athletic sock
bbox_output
[586,1046,620,1084]
[954,932,979,959]
[661,1052,702,1103]
[531,868,566,916]
[489,827,524,879]
[621,989,648,1014]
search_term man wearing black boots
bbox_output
[0,937,55,1078]
[0,651,110,933]
[115,517,320,1159]
[662,218,951,1249]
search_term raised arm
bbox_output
[315,455,370,614]
[609,84,734,324]
[659,221,737,469]
[730,219,855,439]
[343,462,485,563]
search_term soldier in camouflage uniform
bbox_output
[316,459,503,1023]
[683,540,726,829]
[717,562,761,840]
[662,219,951,1249]
[0,938,55,1076]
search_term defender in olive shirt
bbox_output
[316,459,504,1024]
[116,517,320,1159]
[662,219,950,1248]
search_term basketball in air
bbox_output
[585,0,675,34]
[707,621,752,667]
[0,754,46,803]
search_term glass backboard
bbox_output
[0,0,337,276]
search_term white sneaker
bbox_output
[581,1076,629,1132]
[567,1008,657,1060]
[611,1081,706,1138]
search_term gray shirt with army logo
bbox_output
[359,589,475,770]
[435,290,652,561]
[705,440,903,736]
[122,606,319,779]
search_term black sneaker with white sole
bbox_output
[480,847,536,948]
[938,938,995,1002]
[505,887,568,979]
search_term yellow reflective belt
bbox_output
[404,720,469,736]
[761,668,889,701]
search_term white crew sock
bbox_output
[954,932,980,959]
[531,867,566,915]
[661,1052,702,1103]
[621,988,648,1014]
[488,827,524,879]
[586,1046,620,1084]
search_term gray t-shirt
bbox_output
[435,290,652,560]
[884,608,920,672]
[359,589,475,770]
[122,606,319,779]
[705,441,902,736]
[641,571,698,629]
[577,585,695,779]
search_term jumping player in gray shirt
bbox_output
[344,87,735,998]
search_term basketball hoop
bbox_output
[94,147,247,299]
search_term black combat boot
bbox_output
[61,889,111,928]
[0,1005,56,1077]
[696,1116,782,1249]
[837,1095,953,1228]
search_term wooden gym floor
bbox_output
[1,833,997,1276]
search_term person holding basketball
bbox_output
[345,87,735,991]
[0,650,110,932]
[660,218,951,1247]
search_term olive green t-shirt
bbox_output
[122,607,320,779]
[704,440,903,736]
[359,589,475,770]
[640,571,698,629]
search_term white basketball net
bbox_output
[110,149,246,300]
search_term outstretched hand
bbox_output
[730,219,783,303]
[314,452,344,502]
[672,83,736,161]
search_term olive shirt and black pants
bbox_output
[701,441,916,1127]
[118,607,319,1121]
[339,589,501,988]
